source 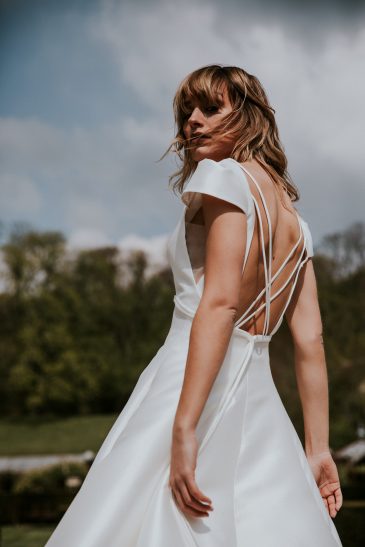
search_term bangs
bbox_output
[176,70,228,120]
[166,64,298,204]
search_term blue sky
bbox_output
[0,0,143,128]
[1,0,364,267]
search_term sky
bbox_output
[0,0,364,268]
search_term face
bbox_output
[182,83,237,162]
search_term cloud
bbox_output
[0,114,176,240]
[91,0,365,236]
[67,227,112,250]
[93,0,365,171]
[1,0,364,252]
[92,0,238,112]
[0,172,42,216]
[117,232,170,270]
[66,229,170,281]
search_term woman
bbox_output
[46,65,343,546]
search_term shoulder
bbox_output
[181,158,254,216]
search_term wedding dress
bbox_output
[46,158,342,546]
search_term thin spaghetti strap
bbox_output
[269,221,310,336]
[234,221,304,328]
[236,237,306,330]
[235,165,273,336]
[233,163,307,336]
[251,194,272,336]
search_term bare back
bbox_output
[184,158,310,337]
[234,159,308,336]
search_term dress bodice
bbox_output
[167,158,314,339]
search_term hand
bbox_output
[306,450,343,518]
[169,426,214,518]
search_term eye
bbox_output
[205,105,219,114]
[182,105,219,122]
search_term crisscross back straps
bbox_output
[234,164,307,336]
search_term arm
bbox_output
[285,259,329,455]
[285,259,343,517]
[173,194,247,432]
[169,194,247,518]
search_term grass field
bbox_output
[0,525,54,547]
[0,414,118,455]
[1,508,365,546]
[1,416,364,546]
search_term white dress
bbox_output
[46,158,343,547]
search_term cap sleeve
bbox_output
[300,218,314,258]
[181,158,253,216]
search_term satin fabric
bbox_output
[46,158,342,546]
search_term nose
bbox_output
[187,107,204,127]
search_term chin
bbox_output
[192,147,214,162]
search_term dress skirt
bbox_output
[45,303,342,546]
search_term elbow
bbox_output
[294,329,324,357]
[200,293,239,325]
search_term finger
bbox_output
[186,475,213,506]
[327,495,337,518]
[334,487,343,510]
[179,481,213,514]
[172,487,209,518]
[173,487,193,517]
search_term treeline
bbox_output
[0,227,174,416]
[0,222,364,449]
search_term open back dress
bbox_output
[46,158,343,547]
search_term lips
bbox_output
[194,135,210,143]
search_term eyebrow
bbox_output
[184,92,223,108]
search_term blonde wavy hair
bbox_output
[160,64,300,206]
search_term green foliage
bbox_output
[11,462,88,495]
[0,221,364,455]
[0,227,174,416]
